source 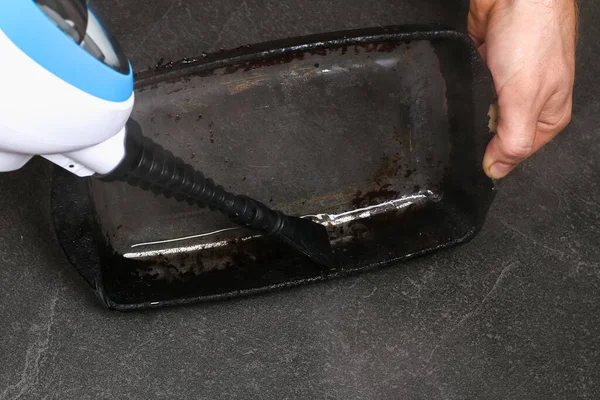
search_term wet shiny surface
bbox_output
[81,34,493,306]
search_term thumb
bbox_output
[483,88,540,179]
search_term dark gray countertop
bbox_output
[1,1,598,399]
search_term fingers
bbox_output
[483,93,573,180]
[468,0,496,42]
[483,88,540,179]
[483,133,534,179]
[471,0,577,180]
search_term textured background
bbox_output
[1,0,598,399]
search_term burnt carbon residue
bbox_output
[100,236,323,304]
[136,32,413,90]
[373,155,403,187]
[84,27,496,308]
[99,179,474,306]
[352,188,398,209]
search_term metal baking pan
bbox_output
[52,26,496,310]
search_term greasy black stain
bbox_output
[136,29,415,88]
[373,153,404,187]
[352,188,399,209]
[71,27,497,308]
[244,51,305,71]
[100,236,312,304]
[98,186,473,306]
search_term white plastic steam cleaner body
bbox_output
[0,0,134,177]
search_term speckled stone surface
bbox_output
[0,1,598,399]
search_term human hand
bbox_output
[469,0,577,179]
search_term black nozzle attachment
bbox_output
[101,120,334,267]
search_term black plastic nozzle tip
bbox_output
[276,216,335,268]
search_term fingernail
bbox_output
[488,162,514,179]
